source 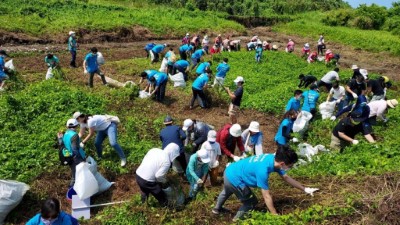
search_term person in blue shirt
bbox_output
[274,110,298,146]
[285,90,303,113]
[144,43,155,58]
[83,47,107,88]
[0,50,10,91]
[179,44,194,60]
[196,61,212,76]
[149,72,168,102]
[150,44,167,63]
[45,54,60,69]
[173,59,190,81]
[302,84,320,119]
[190,69,211,109]
[190,49,206,70]
[212,146,318,222]
[186,148,210,200]
[26,198,78,225]
[68,31,77,68]
[255,42,263,63]
[164,48,176,74]
[139,69,158,93]
[213,58,230,88]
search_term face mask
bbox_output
[41,217,57,225]
[356,81,362,84]
[209,141,215,144]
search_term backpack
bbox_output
[59,143,73,166]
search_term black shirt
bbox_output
[232,86,243,106]
[332,117,366,139]
[346,79,366,95]
[367,79,384,96]
[298,75,317,88]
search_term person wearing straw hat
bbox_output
[0,50,10,91]
[186,148,210,200]
[368,99,398,124]
[351,65,361,79]
[366,76,392,102]
[225,76,245,124]
[216,123,245,162]
[241,121,263,156]
[68,31,78,68]
[200,130,221,186]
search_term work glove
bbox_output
[212,160,219,168]
[197,179,204,185]
[352,140,359,145]
[352,93,358,99]
[241,152,247,158]
[330,116,336,121]
[383,118,389,123]
[79,142,85,148]
[84,69,88,74]
[336,99,341,104]
[304,187,319,196]
[233,156,241,162]
[291,138,299,143]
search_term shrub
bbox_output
[350,16,374,30]
[322,8,354,26]
[354,4,387,30]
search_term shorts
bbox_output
[330,134,349,151]
[228,103,240,116]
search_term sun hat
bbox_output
[69,31,75,36]
[272,45,278,50]
[72,111,82,119]
[207,130,217,142]
[387,99,398,108]
[382,76,389,83]
[359,69,368,80]
[182,119,193,131]
[248,121,260,133]
[229,124,242,137]
[197,148,210,163]
[351,65,359,70]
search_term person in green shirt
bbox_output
[68,31,77,68]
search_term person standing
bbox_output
[149,72,168,102]
[200,130,221,186]
[186,148,210,200]
[190,70,211,109]
[68,31,78,68]
[202,35,210,54]
[317,35,325,55]
[255,42,263,63]
[225,76,244,124]
[182,119,212,153]
[0,50,10,91]
[318,68,340,91]
[26,198,78,225]
[83,47,107,88]
[302,84,320,119]
[216,123,245,162]
[241,121,263,156]
[213,58,230,88]
[274,110,298,146]
[73,112,127,167]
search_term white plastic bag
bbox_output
[4,60,15,71]
[97,52,105,65]
[319,102,336,119]
[169,72,186,87]
[159,58,168,72]
[163,184,185,208]
[293,111,313,132]
[86,157,113,194]
[298,143,318,162]
[46,68,53,80]
[139,90,151,99]
[73,162,99,200]
[0,180,29,224]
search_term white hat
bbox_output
[186,33,190,36]
[66,119,79,128]
[234,76,244,83]
[387,99,398,108]
[359,69,368,79]
[229,124,242,137]
[351,65,359,70]
[272,45,278,50]
[69,31,75,36]
[197,148,210,163]
[248,121,260,133]
[73,111,82,119]
[304,43,310,48]
[182,119,193,131]
[207,130,217,142]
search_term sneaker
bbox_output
[121,158,127,167]
[212,207,230,215]
[232,211,245,222]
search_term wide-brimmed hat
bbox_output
[387,99,398,108]
[248,121,260,133]
[351,65,358,70]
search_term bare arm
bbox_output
[345,85,355,95]
[225,87,236,100]
[338,131,353,142]
[82,127,95,144]
[364,134,376,143]
[78,127,86,138]
[261,189,278,215]
[150,86,159,95]
[83,60,87,71]
[281,174,305,191]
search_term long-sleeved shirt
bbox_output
[241,129,263,155]
[185,121,210,147]
[160,125,186,153]
[216,123,245,157]
[26,211,75,225]
[368,100,387,120]
[186,153,209,184]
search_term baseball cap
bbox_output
[207,130,217,142]
[66,119,79,128]
[359,69,368,80]
[197,148,210,163]
[163,115,173,125]
[182,119,193,131]
[234,76,244,83]
[351,65,358,70]
[350,110,366,122]
[73,112,82,119]
[69,31,75,36]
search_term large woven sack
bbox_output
[0,180,29,225]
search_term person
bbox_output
[271,45,278,51]
[343,74,367,107]
[241,121,263,156]
[190,49,206,70]
[324,49,334,64]
[298,74,317,88]
[149,72,168,102]
[73,112,127,167]
[318,68,340,91]
[332,95,369,120]
[247,41,257,51]
[326,81,345,111]
[190,35,200,49]
[213,58,230,88]
[302,84,320,119]
[150,44,167,63]
[214,34,223,50]
[368,99,398,124]
[26,197,78,225]
[196,61,212,76]
[212,146,319,222]
[301,43,310,57]
[182,33,190,45]
[202,35,210,54]
[144,43,156,58]
[139,69,158,93]
[330,110,375,152]
[274,110,298,146]
[163,48,175,73]
[160,115,187,173]
[210,44,221,55]
[286,39,294,53]
[135,143,180,206]
[351,65,361,80]
[68,31,77,68]
[366,76,392,102]
[186,148,210,200]
[222,36,230,51]
[0,50,10,91]
[182,119,212,153]
[285,90,303,113]
[200,130,221,186]
[262,41,271,51]
[317,35,325,55]
[58,119,86,187]
[190,70,211,109]
[255,42,263,63]
[83,47,108,88]
[216,123,245,162]
[250,35,258,42]
[179,44,194,61]
[307,51,318,63]
[225,76,244,124]
[45,53,60,69]
[173,59,190,81]
[229,40,241,51]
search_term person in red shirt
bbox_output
[210,44,221,55]
[325,49,334,63]
[307,52,318,63]
[301,43,310,57]
[216,123,246,162]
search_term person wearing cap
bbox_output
[212,146,319,222]
[213,58,230,88]
[366,76,392,102]
[368,99,398,124]
[202,35,210,54]
[0,50,10,91]
[301,43,310,57]
[307,51,318,63]
[301,84,320,119]
[57,119,86,187]
[83,47,108,88]
[351,65,361,79]
[74,112,127,167]
[196,61,212,76]
[139,69,158,93]
[135,143,180,206]
[179,44,194,61]
[225,76,244,124]
[318,68,340,91]
[286,39,295,53]
[215,34,223,50]
[144,43,156,58]
[255,42,263,63]
[190,49,206,70]
[241,121,263,156]
[343,74,367,107]
[200,130,221,186]
[186,148,210,200]
[326,81,345,111]
[182,119,212,153]
[298,74,317,88]
[160,115,187,173]
[274,110,298,146]
[317,35,325,55]
[247,41,257,51]
[173,59,190,81]
[332,94,369,121]
[216,123,245,162]
[150,44,167,63]
[190,70,211,109]
[149,72,168,102]
[182,33,190,45]
[68,31,78,68]
[285,90,303,113]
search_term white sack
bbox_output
[97,52,105,65]
[293,111,313,133]
[0,180,29,225]
[46,68,53,80]
[169,72,186,87]
[4,60,15,71]
[86,157,113,194]
[319,101,336,119]
[73,162,99,200]
[159,58,168,72]
[139,90,151,99]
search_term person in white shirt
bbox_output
[73,112,127,167]
[368,99,398,124]
[318,68,339,91]
[200,130,221,186]
[135,143,180,206]
[326,81,345,111]
[241,121,263,156]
